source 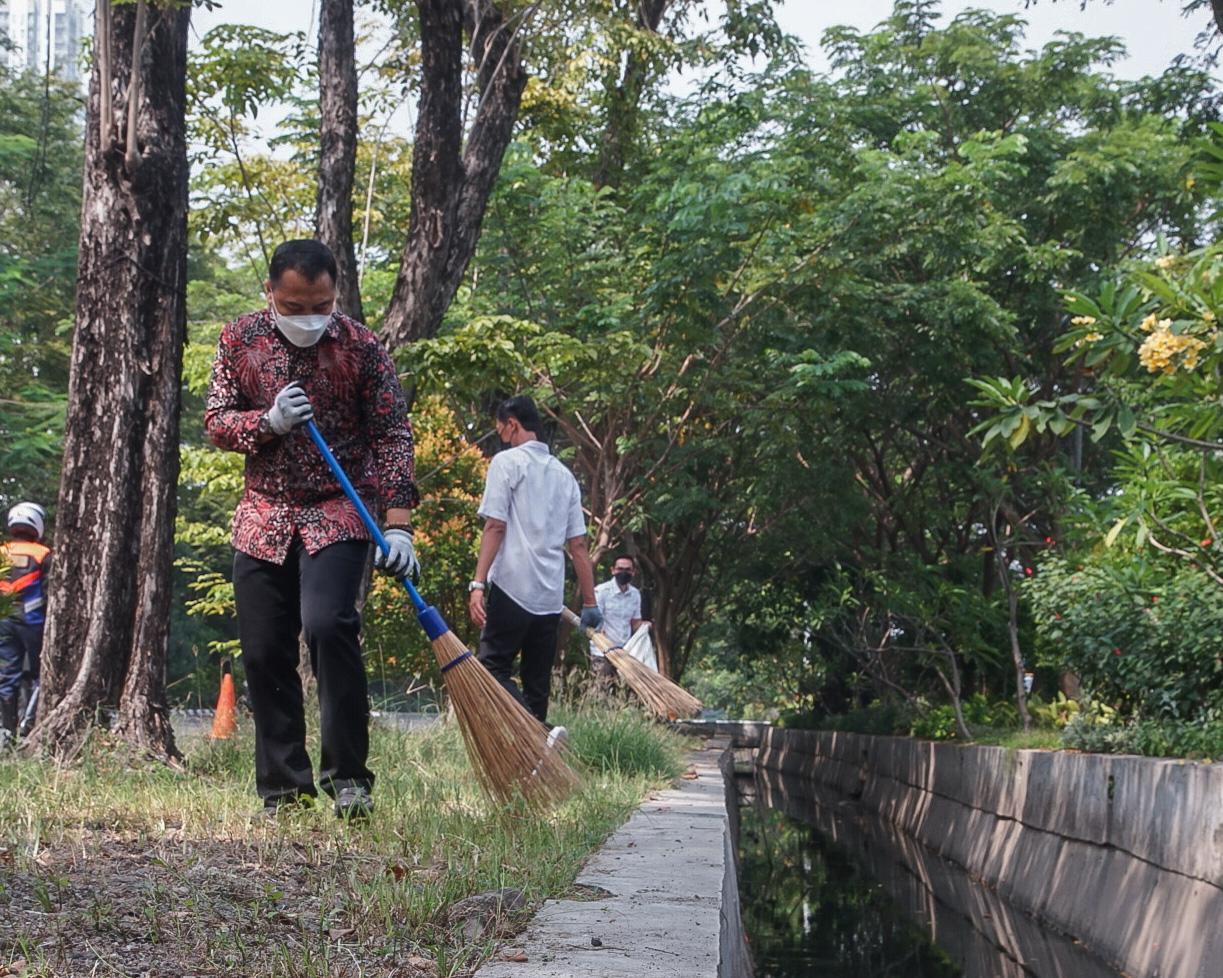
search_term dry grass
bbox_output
[0,707,687,978]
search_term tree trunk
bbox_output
[995,539,1033,732]
[29,1,190,760]
[315,0,363,322]
[380,0,527,351]
[593,0,670,188]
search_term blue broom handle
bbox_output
[305,419,428,614]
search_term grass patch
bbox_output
[555,705,689,780]
[965,727,1063,750]
[0,707,686,977]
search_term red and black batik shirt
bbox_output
[204,309,419,564]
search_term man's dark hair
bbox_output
[496,395,543,435]
[613,553,636,567]
[269,239,338,284]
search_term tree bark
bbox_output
[29,2,190,760]
[593,0,670,189]
[380,0,528,351]
[992,521,1033,733]
[315,0,364,322]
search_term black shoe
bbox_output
[334,785,373,821]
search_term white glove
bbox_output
[375,528,419,578]
[265,382,313,436]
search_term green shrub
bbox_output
[816,701,915,736]
[910,705,960,740]
[556,707,687,780]
[1027,556,1223,721]
[961,693,1020,729]
[1062,709,1223,760]
[1027,692,1081,729]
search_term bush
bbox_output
[816,701,915,736]
[556,706,687,780]
[1027,692,1081,729]
[1027,556,1223,721]
[1062,707,1223,760]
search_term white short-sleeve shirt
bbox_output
[592,579,642,656]
[479,439,586,615]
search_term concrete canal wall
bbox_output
[754,727,1223,978]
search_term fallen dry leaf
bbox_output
[407,955,438,975]
[327,927,354,939]
[499,949,529,962]
[0,959,27,976]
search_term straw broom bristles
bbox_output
[431,627,582,810]
[563,609,703,720]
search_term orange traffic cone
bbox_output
[210,658,237,739]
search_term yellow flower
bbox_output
[1140,313,1159,332]
[1155,256,1176,270]
[1084,331,1103,343]
[1070,315,1097,326]
[1138,321,1206,375]
[1204,309,1216,324]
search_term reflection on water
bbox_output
[737,789,961,977]
[736,769,1123,978]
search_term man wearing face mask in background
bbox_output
[205,239,420,820]
[590,554,644,681]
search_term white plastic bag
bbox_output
[622,622,658,672]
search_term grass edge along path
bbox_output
[0,705,690,978]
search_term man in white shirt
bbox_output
[591,554,644,677]
[468,396,601,727]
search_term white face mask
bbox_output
[268,294,334,348]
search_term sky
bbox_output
[773,0,1209,79]
[189,0,1211,145]
[192,0,1210,82]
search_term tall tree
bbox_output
[592,0,671,188]
[315,0,364,321]
[381,0,528,349]
[29,0,191,758]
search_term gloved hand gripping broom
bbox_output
[306,420,579,809]
[563,608,702,720]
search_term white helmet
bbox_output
[7,502,45,541]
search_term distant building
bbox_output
[0,0,87,83]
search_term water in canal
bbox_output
[736,769,1125,978]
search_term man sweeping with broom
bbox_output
[205,239,419,820]
[468,396,601,741]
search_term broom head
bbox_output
[564,609,703,720]
[430,626,581,810]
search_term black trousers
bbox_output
[477,583,560,724]
[0,619,40,701]
[233,539,372,805]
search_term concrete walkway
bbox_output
[475,742,734,978]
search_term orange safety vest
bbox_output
[0,541,50,626]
